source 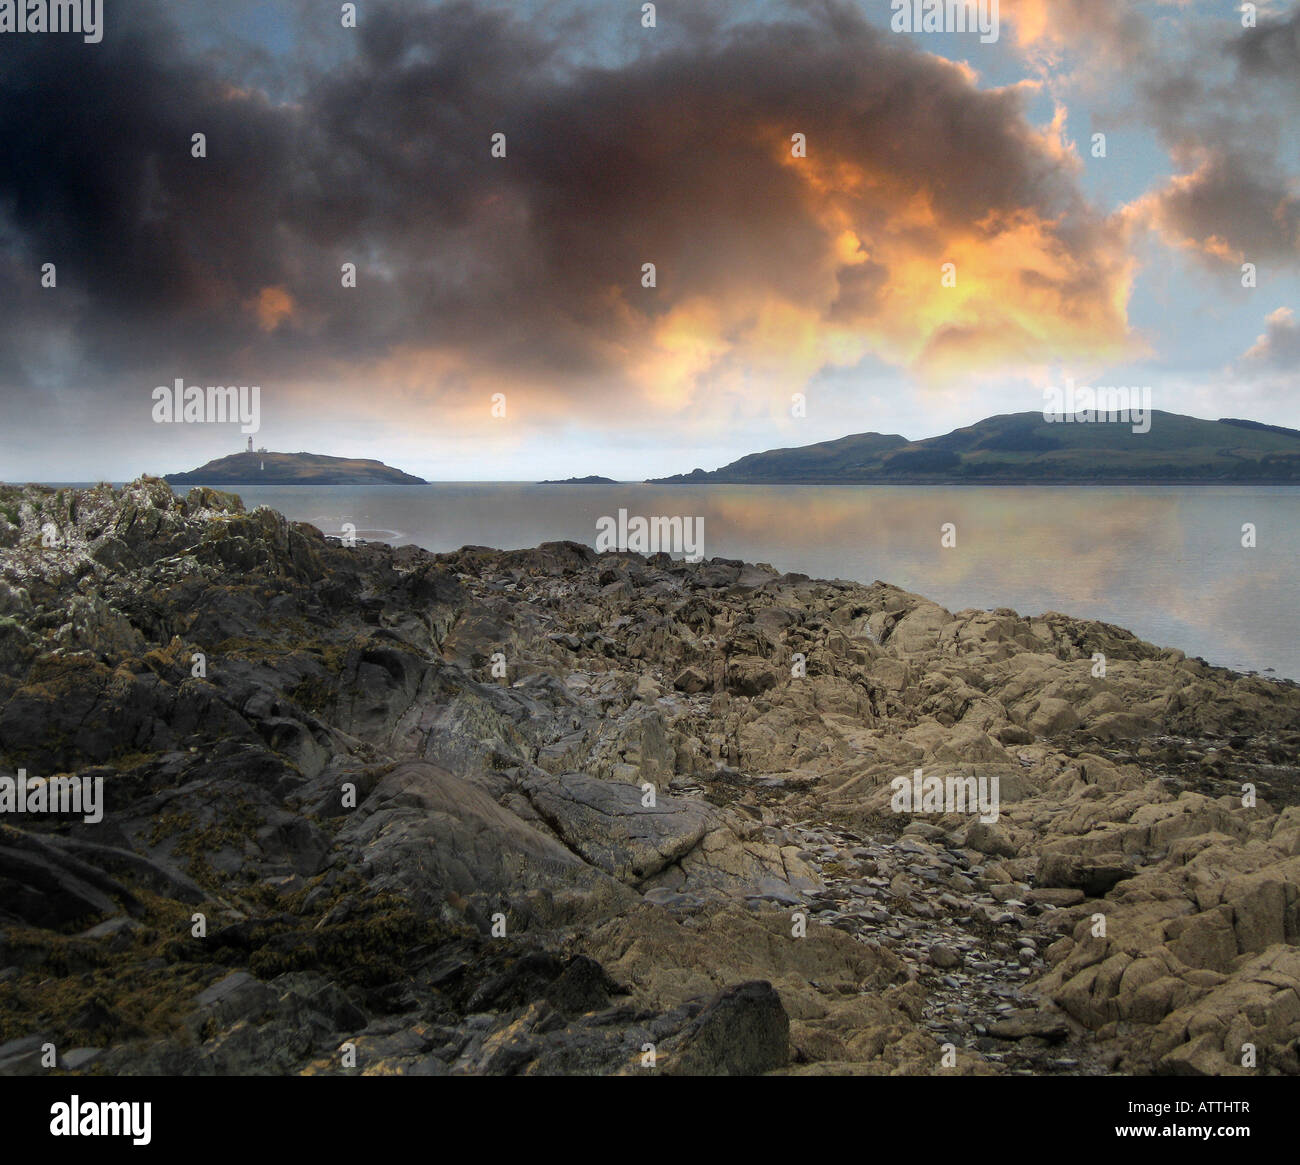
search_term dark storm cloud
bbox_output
[0,0,1126,400]
[1231,7,1300,79]
[0,2,307,402]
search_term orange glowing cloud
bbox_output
[247,286,296,332]
[306,119,1140,433]
[224,9,1147,430]
[720,131,1141,387]
[997,0,1181,55]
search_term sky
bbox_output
[1,0,1299,482]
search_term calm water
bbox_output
[203,483,1298,681]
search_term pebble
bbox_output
[788,818,1070,1074]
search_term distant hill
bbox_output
[164,451,426,485]
[539,475,618,485]
[649,412,1300,484]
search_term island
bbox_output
[164,450,427,486]
[538,475,619,485]
[648,411,1300,484]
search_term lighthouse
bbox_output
[246,436,253,453]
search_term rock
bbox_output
[1026,887,1085,907]
[520,771,717,885]
[673,667,710,694]
[0,829,139,925]
[1037,853,1136,897]
[987,1012,1069,1042]
[1026,698,1081,736]
[966,822,1019,859]
[61,1047,103,1072]
[545,956,619,1015]
[661,981,789,1076]
[928,944,963,969]
[0,1035,58,1075]
[723,657,779,698]
[1,478,1297,1079]
[189,972,280,1033]
[340,762,635,927]
[40,835,205,904]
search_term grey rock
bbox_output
[661,981,789,1076]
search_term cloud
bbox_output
[247,286,296,332]
[1128,146,1300,265]
[990,3,1300,278]
[999,0,1154,63]
[1244,306,1300,367]
[0,0,1138,437]
[1231,7,1300,79]
[1089,6,1300,272]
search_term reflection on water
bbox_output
[223,483,1300,681]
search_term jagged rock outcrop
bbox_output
[0,478,1296,1076]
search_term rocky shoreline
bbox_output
[0,479,1297,1076]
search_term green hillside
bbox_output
[651,412,1300,484]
